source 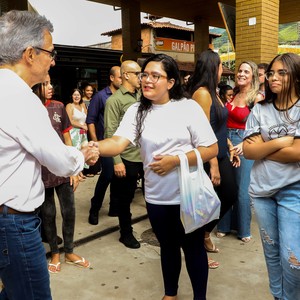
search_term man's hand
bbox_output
[81,141,99,166]
[114,163,126,177]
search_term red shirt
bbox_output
[226,100,251,129]
[42,100,72,188]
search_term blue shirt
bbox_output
[86,86,112,140]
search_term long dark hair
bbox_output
[71,88,83,104]
[263,53,300,122]
[135,54,184,145]
[185,49,222,125]
[265,53,300,104]
[218,84,233,103]
[32,83,46,104]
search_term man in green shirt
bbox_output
[104,60,144,248]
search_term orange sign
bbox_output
[154,38,195,53]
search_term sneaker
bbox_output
[88,211,99,225]
[119,234,140,249]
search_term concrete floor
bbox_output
[46,176,273,300]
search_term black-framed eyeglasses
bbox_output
[34,47,57,60]
[124,71,141,76]
[265,69,288,80]
[138,72,168,83]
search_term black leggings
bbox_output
[204,156,238,232]
[146,203,208,300]
[40,183,75,254]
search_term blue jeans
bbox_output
[0,207,51,300]
[253,181,300,300]
[217,129,253,238]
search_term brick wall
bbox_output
[236,0,279,66]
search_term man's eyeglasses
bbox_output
[265,69,288,80]
[138,72,168,83]
[34,47,57,60]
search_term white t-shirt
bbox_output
[115,98,217,205]
[244,100,300,197]
[0,69,84,212]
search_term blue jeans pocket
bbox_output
[19,216,41,234]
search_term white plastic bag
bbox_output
[178,149,221,234]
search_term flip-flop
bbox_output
[241,236,251,243]
[65,257,91,268]
[48,261,61,274]
[204,237,220,253]
[208,258,219,269]
[216,232,227,238]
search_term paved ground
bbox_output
[45,176,273,300]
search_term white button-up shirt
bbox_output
[0,69,84,212]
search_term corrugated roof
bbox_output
[101,21,221,38]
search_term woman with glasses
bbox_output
[96,54,218,300]
[216,61,259,243]
[243,53,300,300]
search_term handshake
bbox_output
[81,141,100,166]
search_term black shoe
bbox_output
[108,207,119,217]
[88,211,99,225]
[119,234,140,249]
[108,210,118,217]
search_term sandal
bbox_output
[208,258,219,269]
[241,236,251,243]
[48,261,61,274]
[65,256,90,268]
[216,232,227,238]
[204,236,219,253]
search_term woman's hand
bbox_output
[149,155,179,176]
[82,123,88,131]
[245,135,264,145]
[243,134,294,160]
[231,154,241,168]
[232,142,243,155]
[70,175,80,191]
[209,164,221,186]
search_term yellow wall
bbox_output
[235,0,279,66]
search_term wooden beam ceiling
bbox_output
[88,0,300,27]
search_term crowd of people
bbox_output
[0,9,299,300]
